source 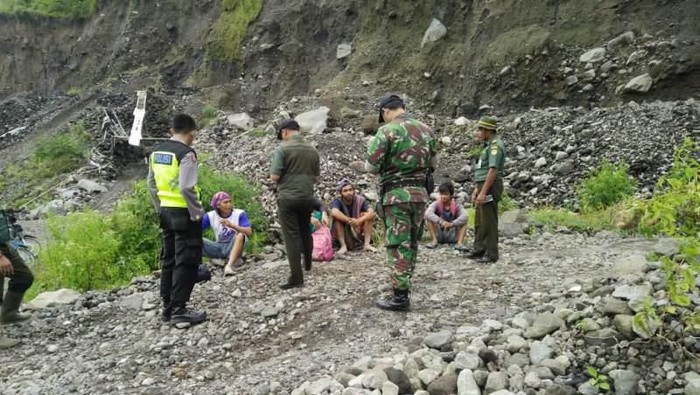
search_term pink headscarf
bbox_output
[210,191,231,210]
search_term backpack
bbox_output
[311,225,335,262]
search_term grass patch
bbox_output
[30,122,89,177]
[28,164,268,299]
[201,104,218,126]
[207,0,263,63]
[578,159,637,212]
[0,122,90,206]
[0,0,97,19]
[528,206,618,233]
[66,86,84,96]
[499,192,518,214]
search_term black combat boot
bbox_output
[376,289,410,311]
[161,301,172,323]
[170,306,207,325]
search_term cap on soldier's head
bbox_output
[377,94,405,123]
[277,118,300,140]
[477,116,498,131]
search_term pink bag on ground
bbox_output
[311,225,335,261]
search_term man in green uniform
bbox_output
[147,114,207,325]
[270,119,321,289]
[366,95,437,311]
[467,116,506,263]
[0,210,34,348]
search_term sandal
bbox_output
[426,243,438,249]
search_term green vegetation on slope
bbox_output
[207,0,263,63]
[0,122,90,206]
[577,160,637,212]
[0,0,97,19]
[29,164,269,299]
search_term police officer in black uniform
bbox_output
[147,114,206,325]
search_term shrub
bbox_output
[111,180,162,270]
[66,86,84,96]
[0,122,90,206]
[207,0,263,62]
[577,160,637,212]
[28,164,268,298]
[0,0,97,19]
[32,209,150,298]
[498,191,518,215]
[629,139,700,354]
[30,122,89,178]
[201,104,218,126]
[635,137,699,238]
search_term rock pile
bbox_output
[490,31,699,108]
[197,97,699,216]
[560,32,695,98]
[290,236,699,395]
[498,99,698,207]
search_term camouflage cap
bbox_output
[477,116,497,131]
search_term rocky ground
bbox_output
[1,224,697,395]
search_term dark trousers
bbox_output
[158,208,202,308]
[0,242,34,294]
[278,199,314,284]
[473,179,504,260]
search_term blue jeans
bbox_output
[437,226,457,244]
[202,239,233,260]
[202,237,247,260]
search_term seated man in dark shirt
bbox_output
[330,178,376,255]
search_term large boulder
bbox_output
[25,289,81,310]
[579,48,606,63]
[427,373,458,395]
[421,18,447,47]
[337,43,352,59]
[524,312,564,339]
[225,113,254,131]
[77,179,108,194]
[623,74,653,93]
[296,107,330,135]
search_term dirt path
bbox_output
[0,229,658,394]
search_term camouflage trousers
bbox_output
[382,202,426,291]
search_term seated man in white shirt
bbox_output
[202,191,252,275]
[424,182,469,250]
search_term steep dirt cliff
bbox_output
[0,0,698,114]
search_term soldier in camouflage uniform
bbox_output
[467,116,506,263]
[365,95,437,311]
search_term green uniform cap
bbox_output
[477,116,498,131]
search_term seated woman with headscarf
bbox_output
[202,192,252,276]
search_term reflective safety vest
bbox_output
[150,140,201,208]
